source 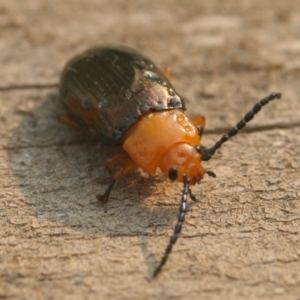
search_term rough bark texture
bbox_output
[1,1,300,299]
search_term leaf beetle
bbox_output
[60,46,281,277]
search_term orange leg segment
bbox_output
[105,150,138,180]
[162,67,172,79]
[190,114,206,137]
[98,150,138,204]
[61,114,83,131]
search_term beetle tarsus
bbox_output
[202,92,282,161]
[206,170,216,178]
[188,188,197,201]
[97,180,116,204]
[153,176,190,278]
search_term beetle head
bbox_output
[158,143,205,185]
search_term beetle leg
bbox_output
[61,114,83,131]
[97,180,116,204]
[206,170,216,178]
[105,150,138,180]
[97,151,138,204]
[190,115,206,137]
[162,67,171,79]
[188,188,197,201]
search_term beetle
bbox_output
[60,46,281,277]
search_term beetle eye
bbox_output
[168,167,178,181]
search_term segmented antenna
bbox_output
[153,176,190,278]
[201,92,281,161]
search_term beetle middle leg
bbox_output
[60,114,83,131]
[97,150,138,204]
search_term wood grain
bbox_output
[1,1,300,299]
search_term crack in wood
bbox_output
[0,83,58,91]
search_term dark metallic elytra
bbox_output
[60,46,185,145]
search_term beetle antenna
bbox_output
[201,92,281,161]
[153,176,190,278]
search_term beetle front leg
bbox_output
[97,150,138,204]
[105,150,138,180]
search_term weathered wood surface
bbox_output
[1,1,300,299]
